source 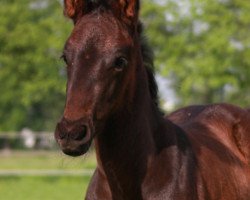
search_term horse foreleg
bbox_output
[85,169,112,200]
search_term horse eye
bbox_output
[114,57,128,71]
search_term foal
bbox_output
[55,0,250,199]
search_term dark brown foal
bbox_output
[55,0,250,199]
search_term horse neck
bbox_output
[93,50,181,197]
[95,60,160,163]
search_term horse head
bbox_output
[55,0,142,156]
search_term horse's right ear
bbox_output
[64,0,93,23]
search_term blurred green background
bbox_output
[0,0,250,131]
[1,0,250,132]
[0,151,95,200]
[0,0,250,199]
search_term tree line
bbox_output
[0,0,249,131]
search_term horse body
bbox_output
[84,104,250,200]
[169,104,250,199]
[55,0,250,199]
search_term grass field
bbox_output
[0,150,96,200]
[0,150,96,170]
[0,176,91,200]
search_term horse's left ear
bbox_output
[109,0,140,25]
[120,0,139,20]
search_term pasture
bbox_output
[0,150,96,200]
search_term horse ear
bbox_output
[64,0,86,23]
[119,0,139,19]
[109,0,140,25]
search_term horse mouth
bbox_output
[60,141,92,157]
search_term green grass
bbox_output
[0,176,91,200]
[0,150,96,170]
[0,150,97,200]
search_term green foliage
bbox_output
[141,0,250,107]
[0,0,72,131]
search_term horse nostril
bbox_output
[71,125,87,141]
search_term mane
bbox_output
[138,23,159,107]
